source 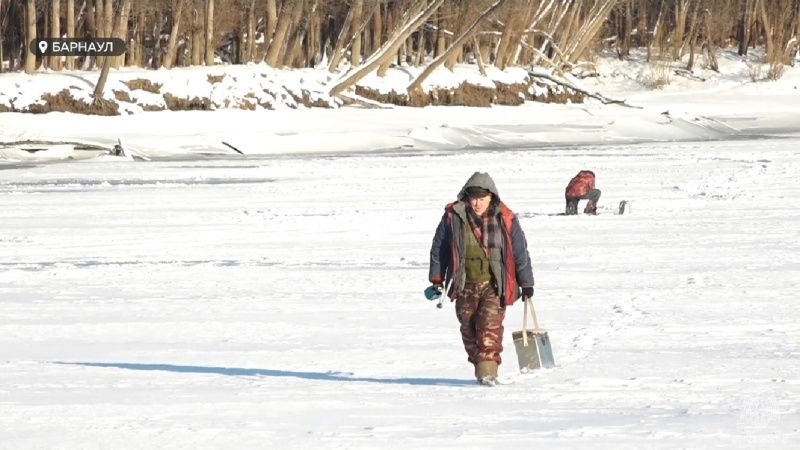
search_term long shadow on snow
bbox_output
[55,362,475,387]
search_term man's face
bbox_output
[469,194,492,216]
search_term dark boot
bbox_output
[565,199,578,215]
[475,361,498,386]
[584,201,597,215]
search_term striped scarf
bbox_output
[466,204,503,257]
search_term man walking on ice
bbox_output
[427,172,535,386]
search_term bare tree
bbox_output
[93,0,132,102]
[25,0,36,74]
[50,0,61,70]
[266,0,295,67]
[328,4,356,71]
[738,0,753,56]
[0,0,4,74]
[164,0,187,68]
[112,0,131,68]
[351,0,364,65]
[264,0,278,47]
[245,0,256,62]
[95,0,104,38]
[66,0,76,70]
[408,0,509,93]
[329,0,446,97]
[282,0,309,67]
[104,0,113,37]
[564,0,620,64]
[129,6,143,67]
[205,0,215,65]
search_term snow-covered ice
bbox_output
[1,136,799,448]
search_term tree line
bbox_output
[1,1,799,91]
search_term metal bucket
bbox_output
[512,298,555,372]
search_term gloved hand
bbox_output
[521,286,534,300]
[424,283,444,300]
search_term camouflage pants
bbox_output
[455,281,506,365]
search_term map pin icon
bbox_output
[38,40,48,54]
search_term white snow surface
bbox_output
[1,51,800,448]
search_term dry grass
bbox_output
[162,93,211,111]
[642,60,672,90]
[25,89,119,115]
[767,61,785,81]
[121,79,163,93]
[207,74,226,84]
[747,62,764,82]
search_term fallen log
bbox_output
[527,69,643,109]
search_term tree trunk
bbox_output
[746,0,758,51]
[351,0,363,66]
[672,0,685,60]
[85,0,95,37]
[473,37,486,75]
[191,8,202,65]
[378,3,395,76]
[685,1,699,69]
[50,0,62,70]
[99,0,113,66]
[65,0,76,69]
[636,0,646,52]
[794,0,800,64]
[372,1,382,53]
[702,10,718,71]
[534,0,571,65]
[565,0,619,64]
[266,0,294,67]
[327,4,355,72]
[163,0,186,68]
[415,26,426,66]
[104,0,113,37]
[95,0,104,37]
[25,0,36,74]
[103,0,114,37]
[307,6,321,66]
[94,0,131,102]
[0,0,4,74]
[329,0,446,97]
[620,0,632,56]
[262,0,277,60]
[279,0,306,67]
[205,0,215,65]
[112,0,130,68]
[758,0,773,61]
[435,10,445,57]
[8,0,17,72]
[507,0,537,68]
[129,14,137,66]
[409,0,508,93]
[494,3,516,69]
[152,8,163,68]
[556,1,580,63]
[444,4,466,70]
[246,0,256,62]
[135,9,145,67]
[679,0,698,59]
[739,0,752,56]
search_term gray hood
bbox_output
[457,172,500,200]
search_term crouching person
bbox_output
[565,170,601,215]
[427,172,535,386]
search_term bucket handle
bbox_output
[522,296,542,347]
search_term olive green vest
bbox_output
[464,227,492,283]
